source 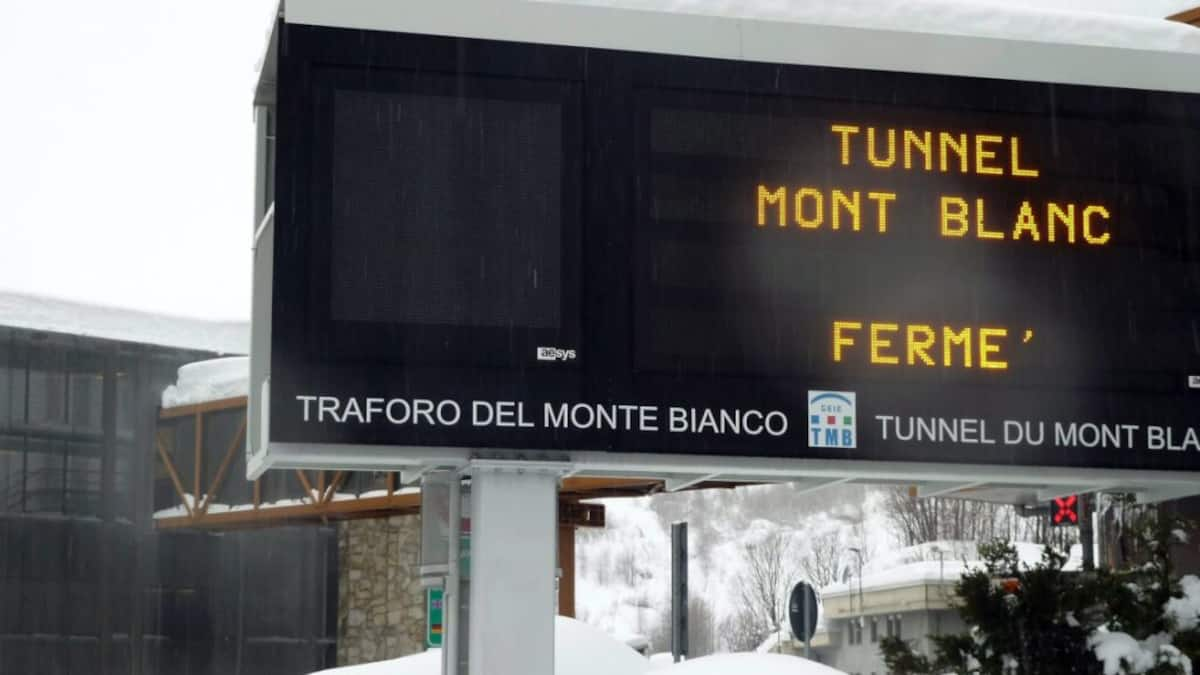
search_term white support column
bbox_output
[468,461,565,675]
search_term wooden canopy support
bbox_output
[558,524,577,618]
[154,395,750,532]
[156,490,423,530]
[1168,6,1200,26]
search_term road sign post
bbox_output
[789,582,820,659]
[671,523,689,663]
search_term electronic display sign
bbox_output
[269,24,1200,473]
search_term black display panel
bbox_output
[635,91,1195,388]
[330,87,563,329]
[272,23,1200,472]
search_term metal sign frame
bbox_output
[247,0,1200,506]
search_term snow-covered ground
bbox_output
[309,615,655,675]
[652,653,846,674]
[308,617,847,675]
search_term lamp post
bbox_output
[847,546,864,642]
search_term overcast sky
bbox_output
[0,0,276,321]
[0,0,1192,322]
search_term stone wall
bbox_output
[337,515,427,665]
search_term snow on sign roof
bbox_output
[547,0,1200,54]
[0,291,248,355]
[278,0,1200,97]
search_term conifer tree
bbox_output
[880,505,1200,675]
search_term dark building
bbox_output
[0,295,338,675]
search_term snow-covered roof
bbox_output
[0,291,248,355]
[821,540,1083,597]
[161,357,249,408]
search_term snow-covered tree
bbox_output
[881,504,1200,675]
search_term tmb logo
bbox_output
[536,346,577,362]
[808,391,856,448]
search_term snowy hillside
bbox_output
[575,484,893,650]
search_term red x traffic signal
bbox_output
[1051,495,1079,526]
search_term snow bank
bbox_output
[308,616,651,675]
[161,356,249,408]
[311,648,442,675]
[651,653,846,674]
[542,0,1200,55]
[648,652,676,669]
[558,615,654,675]
[0,291,248,354]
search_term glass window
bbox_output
[0,364,12,428]
[0,435,24,512]
[116,370,134,436]
[28,368,67,429]
[69,371,103,433]
[65,442,102,516]
[870,617,878,642]
[24,438,64,513]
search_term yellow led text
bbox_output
[939,197,1111,245]
[833,321,1017,370]
[831,125,1040,178]
[757,185,897,233]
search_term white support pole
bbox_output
[468,462,564,675]
[444,474,462,675]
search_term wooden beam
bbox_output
[295,470,318,503]
[1168,7,1200,25]
[199,414,247,514]
[558,524,576,618]
[561,477,662,492]
[916,481,987,499]
[159,395,248,419]
[322,471,347,505]
[154,491,422,530]
[558,501,606,528]
[155,437,193,518]
[387,472,396,497]
[665,473,720,492]
[193,413,203,510]
[253,478,261,510]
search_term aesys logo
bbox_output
[537,346,577,362]
[808,391,857,448]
